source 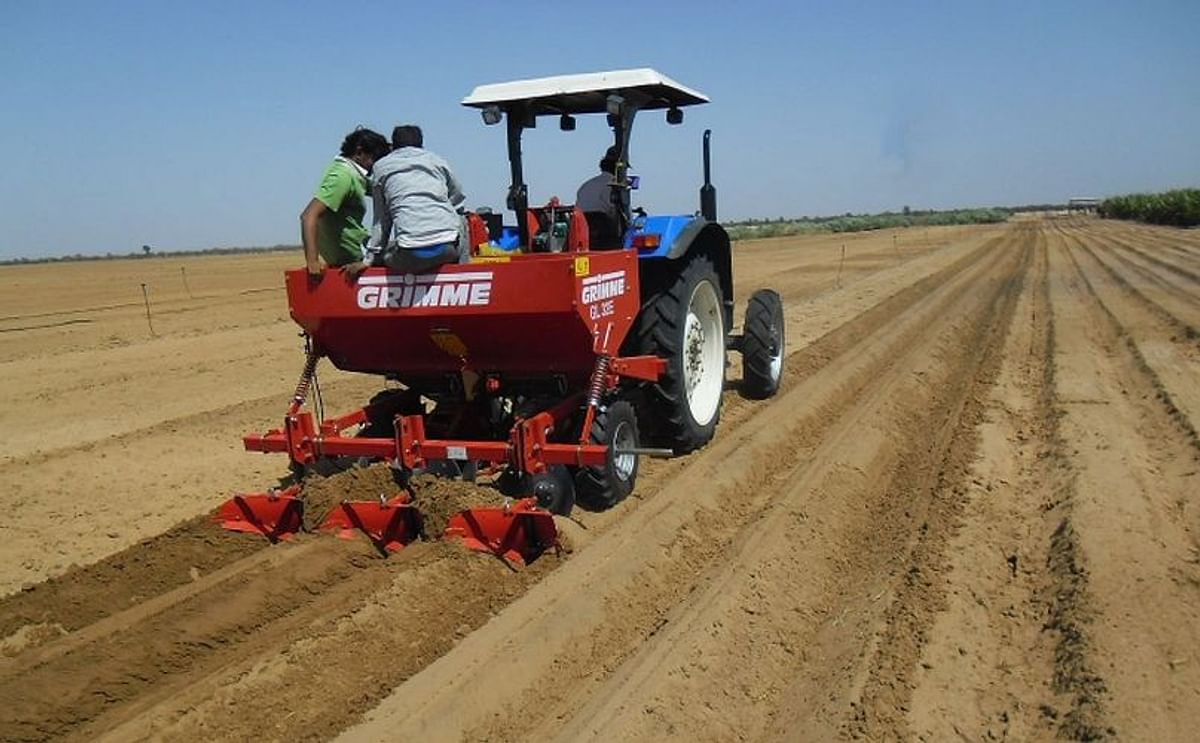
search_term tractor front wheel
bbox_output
[741,289,785,399]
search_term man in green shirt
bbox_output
[300,128,390,278]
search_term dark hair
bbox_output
[340,128,390,159]
[600,145,620,174]
[392,125,424,149]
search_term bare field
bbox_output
[1,217,1197,741]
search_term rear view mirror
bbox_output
[666,107,683,125]
[560,114,576,131]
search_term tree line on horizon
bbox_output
[724,205,1017,240]
[1098,189,1200,228]
[3,201,1109,265]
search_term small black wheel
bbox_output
[496,467,524,497]
[575,400,640,509]
[741,289,785,399]
[529,465,576,516]
[495,465,575,515]
[358,389,423,439]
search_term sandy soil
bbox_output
[1,217,1197,741]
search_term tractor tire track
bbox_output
[1059,226,1200,345]
[1104,219,1200,263]
[1052,222,1200,449]
[905,224,1110,740]
[1065,224,1200,333]
[1044,223,1200,740]
[1099,230,1200,285]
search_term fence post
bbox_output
[140,283,156,336]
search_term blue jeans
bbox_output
[377,241,462,272]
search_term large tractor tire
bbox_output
[632,254,726,453]
[741,289,785,399]
[575,400,640,509]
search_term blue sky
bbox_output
[1,0,1197,258]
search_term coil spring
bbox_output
[587,355,612,408]
[291,346,320,408]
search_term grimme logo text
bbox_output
[580,270,627,304]
[356,272,493,309]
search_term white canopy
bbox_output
[462,68,708,115]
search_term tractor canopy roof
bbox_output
[462,68,708,116]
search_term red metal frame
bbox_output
[244,381,662,474]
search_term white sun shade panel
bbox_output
[462,68,708,114]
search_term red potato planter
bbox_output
[221,70,785,562]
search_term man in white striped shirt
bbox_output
[356,125,467,276]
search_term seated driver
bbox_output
[575,145,619,219]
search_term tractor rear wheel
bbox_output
[741,289,785,399]
[632,254,726,453]
[575,400,640,509]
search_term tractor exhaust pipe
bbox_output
[700,129,716,222]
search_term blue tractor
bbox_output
[463,69,785,476]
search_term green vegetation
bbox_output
[1098,189,1200,227]
[725,207,1010,241]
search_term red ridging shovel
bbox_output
[214,485,304,542]
[444,498,559,565]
